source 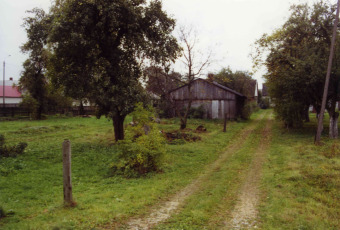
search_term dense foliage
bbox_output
[110,103,166,177]
[253,2,340,131]
[213,67,256,99]
[48,0,181,141]
[19,8,50,119]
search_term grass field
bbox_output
[259,113,340,229]
[1,110,339,229]
[0,114,250,229]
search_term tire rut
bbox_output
[125,114,267,230]
[225,112,272,229]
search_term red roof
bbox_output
[0,85,22,98]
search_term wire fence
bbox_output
[0,104,97,118]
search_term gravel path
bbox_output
[226,115,272,229]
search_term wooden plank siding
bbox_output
[169,79,245,119]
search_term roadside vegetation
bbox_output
[259,113,340,229]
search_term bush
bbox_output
[111,129,166,177]
[259,98,270,109]
[0,206,5,218]
[241,101,259,120]
[110,103,166,177]
[0,134,28,158]
[19,95,38,119]
[189,105,205,119]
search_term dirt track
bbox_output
[226,115,272,229]
[124,112,272,230]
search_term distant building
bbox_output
[262,84,268,97]
[0,78,22,106]
[248,80,259,102]
[169,78,246,119]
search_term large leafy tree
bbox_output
[213,67,256,98]
[253,2,340,134]
[20,8,50,120]
[48,0,180,141]
[144,66,182,97]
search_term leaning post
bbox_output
[62,139,73,204]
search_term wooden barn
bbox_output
[169,78,246,119]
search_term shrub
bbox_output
[111,129,166,177]
[0,134,28,158]
[241,101,258,120]
[0,206,5,218]
[110,103,166,177]
[189,105,205,119]
[259,98,270,109]
[19,95,39,119]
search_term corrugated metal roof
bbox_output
[0,85,22,98]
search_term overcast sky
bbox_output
[1,0,320,88]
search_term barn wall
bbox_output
[172,99,238,119]
[170,80,236,101]
[169,79,244,119]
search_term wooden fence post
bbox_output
[223,113,227,132]
[62,139,73,204]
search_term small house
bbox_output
[169,78,246,119]
[0,80,22,106]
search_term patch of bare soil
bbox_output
[124,116,265,230]
[164,130,201,142]
[226,117,272,229]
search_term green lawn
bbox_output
[1,111,339,229]
[0,114,250,229]
[259,113,340,229]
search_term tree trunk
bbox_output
[329,112,339,139]
[317,113,323,133]
[36,103,43,120]
[180,119,187,129]
[304,106,310,122]
[113,114,125,141]
[179,84,193,130]
[79,101,85,116]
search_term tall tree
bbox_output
[213,67,256,98]
[20,8,50,119]
[48,0,181,141]
[144,66,182,117]
[144,66,182,97]
[176,26,211,129]
[253,2,340,133]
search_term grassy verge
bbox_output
[259,113,340,229]
[0,113,256,229]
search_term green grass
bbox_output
[0,114,251,229]
[2,110,339,229]
[259,113,340,229]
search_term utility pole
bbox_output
[2,61,5,107]
[2,55,11,108]
[315,0,340,144]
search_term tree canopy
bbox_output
[213,67,256,99]
[19,8,50,119]
[46,0,181,141]
[253,1,340,131]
